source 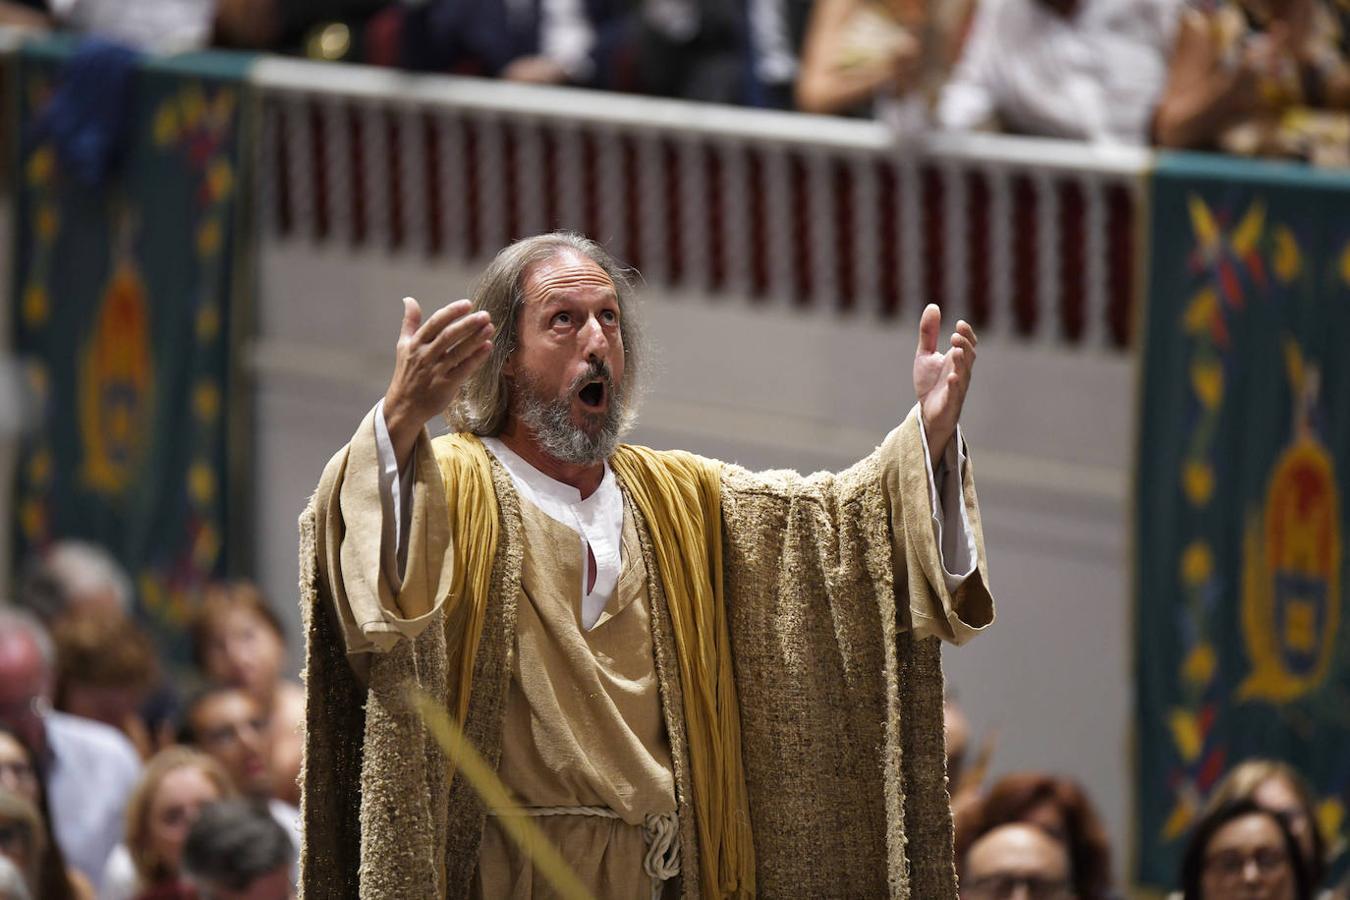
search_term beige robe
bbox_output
[477,495,675,899]
[299,408,994,899]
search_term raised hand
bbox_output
[383,297,495,469]
[913,303,977,462]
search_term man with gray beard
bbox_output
[300,231,995,899]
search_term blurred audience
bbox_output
[376,0,608,87]
[182,800,294,900]
[0,608,140,891]
[214,0,387,53]
[955,772,1113,900]
[795,0,923,115]
[937,0,1181,143]
[191,582,303,806]
[0,789,41,900]
[179,685,301,874]
[1153,0,1350,164]
[960,821,1075,900]
[1203,759,1332,894]
[626,0,753,103]
[52,614,168,759]
[16,542,179,754]
[16,539,132,629]
[945,695,993,824]
[0,726,92,900]
[1180,797,1311,900]
[102,747,237,900]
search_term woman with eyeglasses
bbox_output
[1203,760,1332,896]
[0,726,90,900]
[100,746,237,900]
[1179,798,1312,900]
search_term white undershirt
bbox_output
[372,401,976,630]
[480,436,623,629]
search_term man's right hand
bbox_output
[383,297,495,470]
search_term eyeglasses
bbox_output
[199,715,270,750]
[1204,847,1289,881]
[963,874,1076,900]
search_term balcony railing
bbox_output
[253,57,1151,351]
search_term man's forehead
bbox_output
[967,824,1069,876]
[523,251,616,302]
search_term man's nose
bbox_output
[1241,857,1263,882]
[579,314,608,358]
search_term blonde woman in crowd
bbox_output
[190,582,304,806]
[100,747,236,900]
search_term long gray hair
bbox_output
[447,232,645,436]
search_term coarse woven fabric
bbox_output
[298,410,991,898]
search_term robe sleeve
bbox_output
[882,408,994,645]
[311,405,456,663]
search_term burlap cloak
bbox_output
[297,410,993,898]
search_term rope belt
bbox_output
[489,806,680,900]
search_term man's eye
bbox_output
[552,312,571,326]
[601,310,618,324]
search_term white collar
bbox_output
[480,437,624,630]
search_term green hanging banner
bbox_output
[1135,153,1350,888]
[10,39,254,665]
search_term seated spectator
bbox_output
[0,608,140,891]
[938,0,1182,144]
[623,0,754,104]
[796,0,921,115]
[955,772,1113,900]
[52,614,166,759]
[182,800,294,900]
[1153,0,1350,165]
[1203,760,1329,893]
[386,0,605,87]
[179,686,300,876]
[101,747,236,900]
[0,789,42,900]
[960,822,1075,900]
[0,726,91,900]
[1180,798,1311,900]
[191,583,304,806]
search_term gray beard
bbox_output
[514,363,629,466]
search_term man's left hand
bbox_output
[913,303,977,462]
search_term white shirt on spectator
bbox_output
[504,0,597,81]
[938,0,1182,144]
[44,711,141,892]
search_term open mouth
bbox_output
[578,381,606,409]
